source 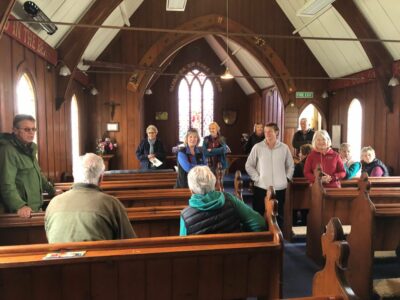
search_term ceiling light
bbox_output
[59,64,71,77]
[221,68,234,80]
[297,0,335,17]
[23,1,58,35]
[166,0,187,11]
[321,91,329,99]
[388,76,399,87]
[220,0,233,81]
[145,89,153,95]
[90,87,99,96]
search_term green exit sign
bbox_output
[296,91,314,99]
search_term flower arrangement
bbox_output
[96,137,117,155]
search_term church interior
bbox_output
[0,0,399,299]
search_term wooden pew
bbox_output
[103,169,177,181]
[307,168,400,264]
[54,178,177,192]
[346,174,400,300]
[0,206,183,246]
[234,170,244,200]
[0,190,283,300]
[284,175,400,241]
[106,188,190,207]
[283,218,359,300]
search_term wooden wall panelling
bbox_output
[385,87,400,174]
[35,54,49,178]
[44,58,56,179]
[0,0,16,39]
[0,35,13,131]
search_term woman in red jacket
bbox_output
[303,130,345,188]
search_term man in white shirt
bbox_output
[245,123,294,228]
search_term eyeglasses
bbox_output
[147,132,156,134]
[18,127,37,133]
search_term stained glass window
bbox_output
[178,69,214,142]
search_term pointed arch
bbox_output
[298,103,326,131]
[130,14,296,105]
[347,98,362,161]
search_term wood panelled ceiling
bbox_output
[7,0,400,96]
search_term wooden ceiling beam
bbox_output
[0,0,16,40]
[55,0,123,110]
[333,0,394,111]
[214,36,262,98]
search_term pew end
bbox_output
[234,170,244,201]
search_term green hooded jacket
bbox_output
[0,133,54,213]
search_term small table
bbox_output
[101,154,114,171]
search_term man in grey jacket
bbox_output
[245,123,294,228]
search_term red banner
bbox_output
[4,16,57,66]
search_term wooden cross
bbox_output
[104,101,121,120]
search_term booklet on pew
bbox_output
[43,251,86,260]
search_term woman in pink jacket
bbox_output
[303,130,346,188]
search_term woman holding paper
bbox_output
[136,125,166,170]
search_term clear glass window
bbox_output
[71,95,80,172]
[347,99,362,161]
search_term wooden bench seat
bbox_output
[347,174,400,300]
[103,170,177,181]
[307,169,400,264]
[0,206,183,245]
[0,189,283,300]
[284,176,400,241]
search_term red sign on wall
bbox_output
[4,16,58,66]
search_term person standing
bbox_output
[292,118,315,156]
[244,122,265,154]
[303,130,346,187]
[245,123,294,228]
[136,125,166,170]
[202,122,228,176]
[45,153,136,243]
[176,128,206,188]
[0,114,54,218]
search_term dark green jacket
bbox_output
[0,133,54,213]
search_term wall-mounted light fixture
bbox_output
[90,87,99,96]
[145,88,153,95]
[59,62,71,77]
[388,76,399,87]
[321,91,329,99]
[23,1,58,35]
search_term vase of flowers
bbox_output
[96,137,117,155]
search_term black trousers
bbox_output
[253,186,285,229]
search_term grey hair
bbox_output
[73,153,105,185]
[312,130,332,148]
[339,143,351,152]
[146,124,158,134]
[187,166,216,195]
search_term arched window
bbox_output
[299,104,322,131]
[178,69,214,141]
[347,99,362,161]
[70,95,80,171]
[16,73,37,143]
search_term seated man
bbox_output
[180,166,266,236]
[45,153,136,243]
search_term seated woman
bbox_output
[293,143,312,177]
[304,130,346,188]
[244,122,264,154]
[361,146,389,177]
[175,128,206,188]
[202,122,228,178]
[339,143,361,179]
[180,166,266,236]
[135,125,166,170]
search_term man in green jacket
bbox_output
[0,114,54,218]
